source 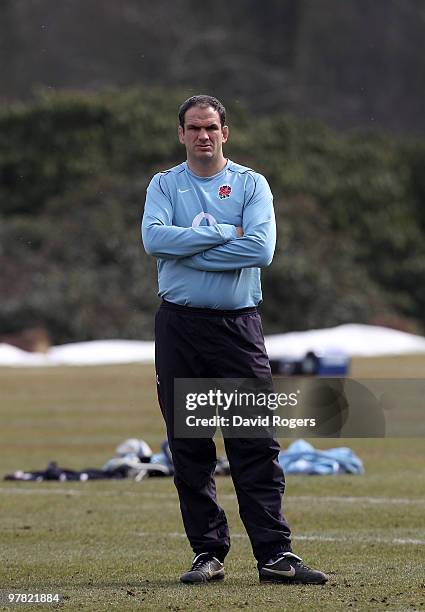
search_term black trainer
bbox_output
[259,552,328,585]
[180,553,225,584]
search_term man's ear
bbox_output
[222,125,229,144]
[178,125,185,144]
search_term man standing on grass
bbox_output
[142,95,328,586]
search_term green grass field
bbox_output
[1,359,424,611]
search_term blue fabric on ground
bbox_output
[278,439,364,475]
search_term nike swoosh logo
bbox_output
[178,188,192,193]
[262,566,296,577]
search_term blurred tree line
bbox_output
[1,0,425,135]
[0,88,424,342]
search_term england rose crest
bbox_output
[218,185,232,199]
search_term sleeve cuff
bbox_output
[218,224,238,241]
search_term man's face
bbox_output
[178,105,229,163]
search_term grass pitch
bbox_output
[0,359,424,611]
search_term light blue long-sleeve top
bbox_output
[141,159,276,309]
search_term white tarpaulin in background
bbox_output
[1,324,425,367]
[264,323,425,359]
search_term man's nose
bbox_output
[198,128,209,140]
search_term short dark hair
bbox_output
[178,95,226,128]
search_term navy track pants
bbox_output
[154,300,292,567]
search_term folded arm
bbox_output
[180,174,276,271]
[141,175,237,259]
